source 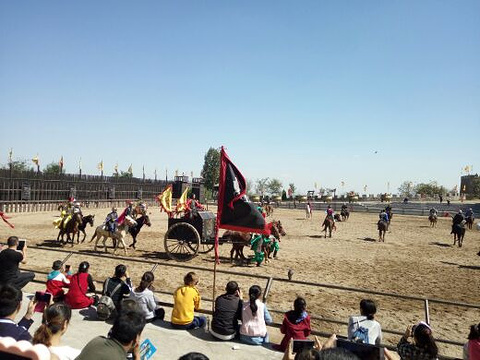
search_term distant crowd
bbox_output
[0,235,479,360]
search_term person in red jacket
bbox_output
[276,297,311,352]
[64,261,96,309]
[46,260,70,301]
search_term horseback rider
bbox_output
[452,210,465,225]
[105,207,118,235]
[379,209,389,223]
[466,208,474,219]
[341,203,348,211]
[72,201,82,216]
[185,194,204,219]
[429,207,438,217]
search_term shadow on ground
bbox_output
[429,241,452,248]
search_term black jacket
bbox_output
[211,293,242,336]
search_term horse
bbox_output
[225,231,252,264]
[322,217,334,238]
[334,214,342,222]
[378,220,388,242]
[57,213,83,246]
[452,223,466,247]
[128,214,151,249]
[385,208,393,230]
[90,217,137,255]
[264,204,273,217]
[428,214,437,228]
[341,209,350,222]
[466,216,474,230]
[264,220,286,261]
[77,215,95,243]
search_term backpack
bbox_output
[352,319,369,344]
[96,279,122,320]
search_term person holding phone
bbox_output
[276,297,311,352]
[0,236,35,290]
[46,260,71,302]
[64,261,96,309]
[210,281,243,341]
[0,284,36,341]
[397,322,438,360]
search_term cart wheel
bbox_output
[164,222,200,261]
[197,243,215,254]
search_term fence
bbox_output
[23,246,473,359]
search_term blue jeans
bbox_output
[240,333,269,345]
[171,315,206,330]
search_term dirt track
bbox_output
[1,205,479,358]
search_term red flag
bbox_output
[215,147,268,262]
[0,211,15,228]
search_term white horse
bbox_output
[90,216,137,255]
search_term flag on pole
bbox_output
[176,187,189,213]
[59,156,64,172]
[0,211,15,228]
[97,160,104,171]
[8,149,13,163]
[363,185,368,193]
[128,164,133,176]
[215,147,268,263]
[143,165,145,180]
[156,185,173,214]
[32,155,39,166]
[114,163,118,175]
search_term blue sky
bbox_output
[1,1,479,195]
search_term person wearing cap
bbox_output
[397,322,438,360]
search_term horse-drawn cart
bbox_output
[164,211,226,261]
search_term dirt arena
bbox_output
[1,205,479,358]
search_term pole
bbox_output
[424,299,430,325]
[212,260,217,313]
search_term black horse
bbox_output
[77,215,95,243]
[128,215,151,249]
[452,223,466,247]
[341,209,350,221]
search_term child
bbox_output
[239,285,273,345]
[46,260,70,301]
[171,272,206,329]
[276,297,311,352]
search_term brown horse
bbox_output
[378,220,388,242]
[322,217,334,238]
[428,214,437,228]
[466,216,474,230]
[264,220,286,261]
[57,213,83,246]
[452,223,466,247]
[225,231,252,264]
[341,209,350,221]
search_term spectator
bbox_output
[347,299,382,345]
[397,322,438,360]
[179,353,209,360]
[464,322,480,360]
[0,284,35,341]
[46,260,70,302]
[76,310,145,360]
[239,285,273,345]
[102,264,132,311]
[276,297,311,352]
[0,236,35,290]
[171,272,206,330]
[129,271,165,322]
[210,281,243,341]
[32,302,80,360]
[64,261,96,309]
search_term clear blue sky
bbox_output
[1,1,479,195]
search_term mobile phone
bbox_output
[35,292,52,303]
[336,339,384,360]
[292,339,315,354]
[17,239,26,251]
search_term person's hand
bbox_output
[404,325,414,338]
[321,334,337,350]
[132,338,141,360]
[237,288,243,299]
[25,298,36,320]
[282,338,295,360]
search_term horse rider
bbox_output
[322,206,336,231]
[105,207,118,235]
[429,207,438,217]
[186,194,204,219]
[465,208,475,220]
[379,209,389,223]
[71,201,82,216]
[452,210,465,225]
[341,203,348,212]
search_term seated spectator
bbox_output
[464,322,480,360]
[129,271,165,322]
[179,353,210,360]
[76,310,146,360]
[0,236,35,290]
[171,271,206,330]
[64,261,96,309]
[282,335,339,360]
[32,302,80,360]
[0,284,35,341]
[276,297,311,352]
[347,299,382,345]
[239,285,273,345]
[210,281,243,341]
[397,322,438,360]
[102,264,132,312]
[46,260,70,302]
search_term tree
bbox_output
[471,178,480,198]
[282,190,287,201]
[246,178,255,197]
[0,159,32,172]
[397,181,415,198]
[414,181,447,197]
[267,178,283,196]
[201,147,220,191]
[119,171,133,178]
[43,162,64,175]
[255,178,269,196]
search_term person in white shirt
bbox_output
[129,271,165,322]
[348,299,383,345]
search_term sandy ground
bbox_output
[1,205,479,358]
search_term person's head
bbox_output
[138,271,155,292]
[0,284,22,318]
[359,299,377,320]
[110,310,145,350]
[314,348,360,360]
[295,348,321,360]
[178,352,209,360]
[112,207,117,212]
[225,281,239,295]
[248,285,262,316]
[293,297,307,317]
[468,323,480,340]
[114,264,127,278]
[459,209,463,214]
[7,236,18,248]
[184,272,199,286]
[413,322,438,358]
[78,261,90,273]
[32,303,72,346]
[52,260,63,271]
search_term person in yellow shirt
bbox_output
[171,272,206,329]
